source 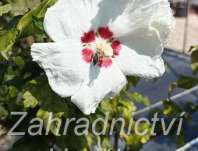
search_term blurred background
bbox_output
[168,0,198,52]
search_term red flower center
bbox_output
[81,26,122,68]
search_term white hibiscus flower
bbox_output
[31,0,175,115]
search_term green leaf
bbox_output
[163,100,182,116]
[12,56,25,68]
[0,0,56,55]
[122,133,145,151]
[191,49,198,74]
[8,0,41,16]
[176,131,185,147]
[126,76,140,90]
[101,137,113,150]
[0,105,8,118]
[32,16,44,33]
[23,91,38,108]
[176,75,198,89]
[36,109,64,136]
[118,99,136,124]
[0,4,12,16]
[100,99,115,115]
[118,99,137,112]
[17,0,57,34]
[8,86,18,98]
[128,92,150,107]
[0,28,18,53]
[24,76,68,113]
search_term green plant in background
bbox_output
[0,0,198,151]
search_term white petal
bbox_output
[119,27,163,57]
[110,0,174,38]
[44,0,101,41]
[31,40,90,97]
[90,0,131,28]
[108,0,175,57]
[115,45,165,78]
[71,65,127,115]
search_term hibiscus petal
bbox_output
[115,44,165,78]
[44,0,101,41]
[119,27,163,57]
[31,40,90,97]
[71,65,127,114]
[95,0,174,57]
[110,0,174,37]
[90,0,131,28]
[117,0,174,57]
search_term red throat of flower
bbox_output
[81,26,122,68]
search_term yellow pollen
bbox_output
[96,40,113,57]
